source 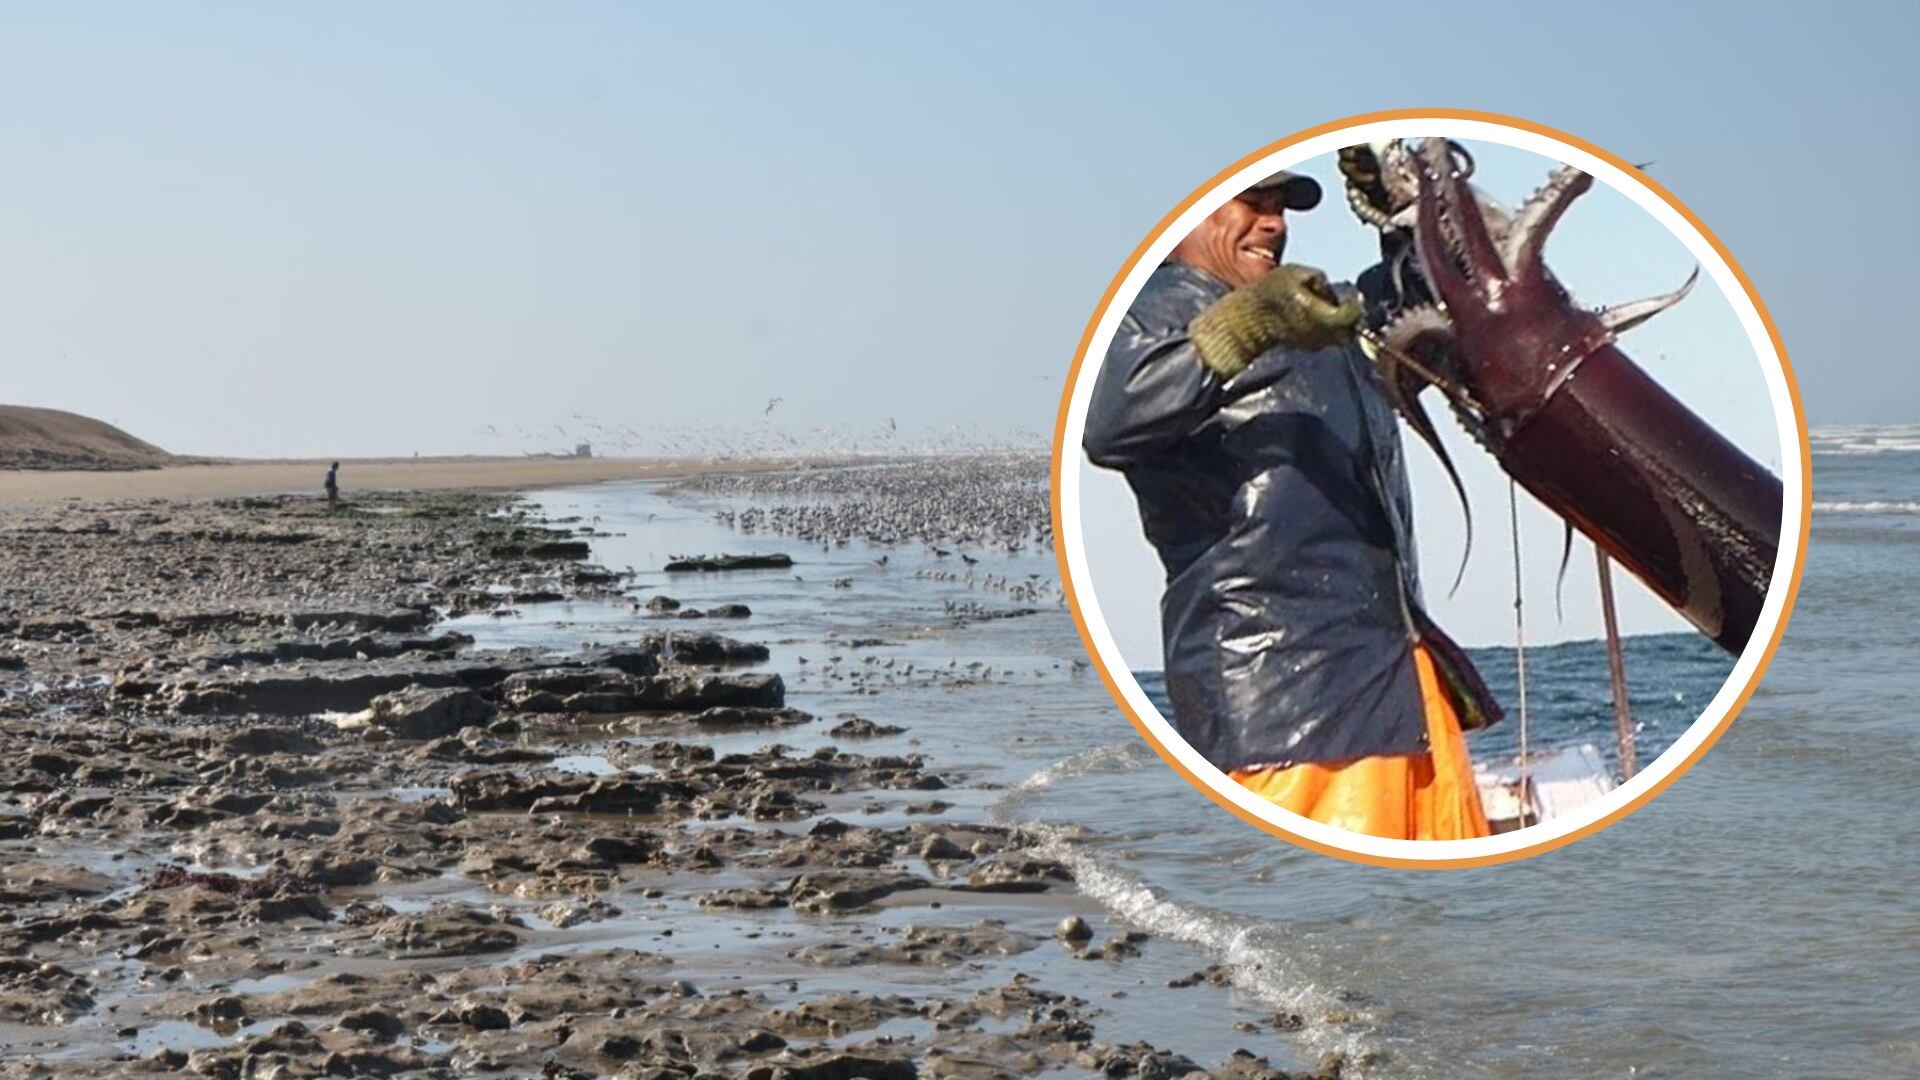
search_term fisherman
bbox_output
[323,461,340,512]
[1082,169,1502,840]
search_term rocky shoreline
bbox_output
[0,486,1347,1079]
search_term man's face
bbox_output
[1169,190,1288,289]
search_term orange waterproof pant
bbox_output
[1229,646,1490,841]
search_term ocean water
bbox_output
[1137,631,1733,784]
[487,445,1912,1079]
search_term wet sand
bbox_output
[0,465,1343,1079]
[0,456,795,507]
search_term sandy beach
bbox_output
[0,457,793,507]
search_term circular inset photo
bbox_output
[1052,112,1808,866]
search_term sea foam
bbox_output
[1028,823,1384,1071]
[1813,501,1920,515]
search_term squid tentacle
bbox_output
[1596,267,1701,337]
[1504,164,1594,283]
[1373,305,1475,595]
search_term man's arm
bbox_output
[1082,318,1226,469]
[1083,264,1362,469]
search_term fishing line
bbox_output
[1596,552,1638,780]
[1354,329,1487,423]
[1508,479,1532,826]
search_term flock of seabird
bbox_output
[689,456,1083,692]
[693,456,1051,553]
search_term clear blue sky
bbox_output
[0,2,1908,647]
[1,2,1910,460]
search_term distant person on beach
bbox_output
[1082,169,1501,840]
[324,461,340,512]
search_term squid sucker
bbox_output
[1367,139,1781,655]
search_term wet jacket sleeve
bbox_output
[1082,314,1227,469]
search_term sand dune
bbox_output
[0,405,174,470]
[0,405,814,503]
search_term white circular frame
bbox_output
[1057,117,1804,863]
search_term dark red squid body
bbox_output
[1405,141,1781,654]
[1496,340,1780,653]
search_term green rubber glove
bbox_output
[1188,264,1363,380]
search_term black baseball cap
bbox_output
[1245,169,1321,211]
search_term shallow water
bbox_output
[477,459,1910,1079]
[1139,631,1727,784]
[456,478,1337,1071]
[1099,444,1917,1079]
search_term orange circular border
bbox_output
[1048,108,1811,869]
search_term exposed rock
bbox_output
[0,958,94,1024]
[338,1006,406,1041]
[452,771,705,816]
[145,645,663,717]
[279,849,381,887]
[1167,965,1233,990]
[193,631,472,670]
[144,864,318,900]
[0,864,117,904]
[349,904,525,958]
[504,671,785,714]
[1074,1042,1202,1080]
[682,706,811,730]
[367,685,498,740]
[828,716,905,738]
[190,993,249,1026]
[579,832,663,864]
[792,922,1036,968]
[787,870,930,914]
[454,1001,512,1030]
[536,898,620,928]
[1212,1047,1321,1079]
[664,553,793,572]
[1093,930,1149,961]
[958,856,1074,894]
[109,606,437,637]
[154,660,483,716]
[919,834,972,861]
[245,892,332,923]
[642,630,771,664]
[487,529,592,560]
[221,725,329,756]
[574,644,664,676]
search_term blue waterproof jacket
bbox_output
[1084,262,1500,771]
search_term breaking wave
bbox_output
[991,745,1389,1074]
[1809,426,1920,456]
[1026,824,1385,1074]
[1811,444,1920,456]
[1814,501,1920,515]
[995,741,1153,802]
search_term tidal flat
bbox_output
[0,461,1349,1079]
